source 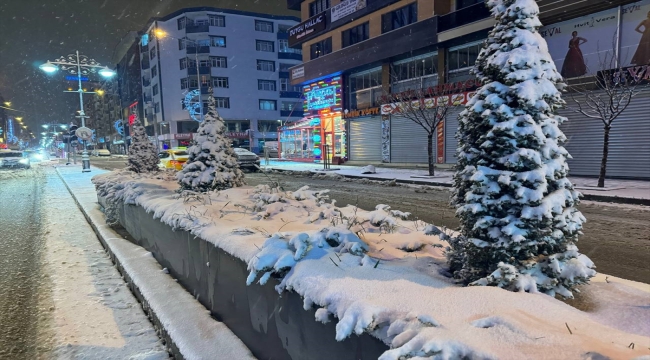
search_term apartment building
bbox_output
[139,7,303,152]
[285,0,650,179]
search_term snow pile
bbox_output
[361,165,376,174]
[451,0,594,297]
[177,87,244,192]
[92,171,650,359]
[128,117,160,173]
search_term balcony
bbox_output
[438,3,491,32]
[142,77,151,87]
[186,23,210,33]
[188,66,211,75]
[186,46,210,54]
[143,95,152,103]
[281,109,303,117]
[279,91,301,99]
[141,59,150,69]
[278,52,302,61]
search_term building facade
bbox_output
[138,7,303,152]
[286,0,650,179]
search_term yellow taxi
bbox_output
[158,147,190,170]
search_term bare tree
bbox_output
[567,43,649,187]
[378,77,461,176]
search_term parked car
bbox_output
[0,150,31,169]
[158,148,190,170]
[233,148,260,171]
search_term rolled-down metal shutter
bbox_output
[390,116,431,163]
[559,91,650,179]
[349,116,382,162]
[444,106,464,164]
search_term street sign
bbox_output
[75,127,93,141]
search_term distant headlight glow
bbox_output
[19,158,30,164]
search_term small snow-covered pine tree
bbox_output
[177,88,244,192]
[449,0,595,298]
[127,116,160,173]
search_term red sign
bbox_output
[174,133,193,140]
[128,114,136,125]
[227,132,248,139]
[436,121,445,164]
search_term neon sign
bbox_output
[303,76,341,112]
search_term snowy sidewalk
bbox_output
[53,164,256,360]
[262,160,650,205]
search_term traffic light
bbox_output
[64,125,78,144]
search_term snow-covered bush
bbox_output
[177,88,244,192]
[449,0,595,297]
[127,117,159,173]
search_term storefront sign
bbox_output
[380,91,477,115]
[291,66,305,80]
[343,107,380,119]
[304,76,342,112]
[288,13,327,47]
[436,121,445,164]
[227,132,249,139]
[331,0,367,22]
[174,133,193,140]
[608,64,650,84]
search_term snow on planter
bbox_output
[451,0,595,297]
[92,170,650,359]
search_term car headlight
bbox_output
[19,158,30,164]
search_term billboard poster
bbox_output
[620,0,650,67]
[331,0,367,23]
[303,76,342,112]
[540,8,619,78]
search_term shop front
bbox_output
[279,75,347,163]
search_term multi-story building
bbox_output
[138,7,303,152]
[286,0,650,179]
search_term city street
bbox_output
[0,166,167,359]
[89,158,650,284]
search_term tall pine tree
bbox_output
[127,116,160,173]
[177,87,244,192]
[449,0,595,298]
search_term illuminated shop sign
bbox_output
[303,76,342,112]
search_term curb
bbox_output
[55,167,256,360]
[269,168,650,206]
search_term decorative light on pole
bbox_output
[39,51,115,172]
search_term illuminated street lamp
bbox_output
[39,51,115,172]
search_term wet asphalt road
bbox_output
[0,168,50,358]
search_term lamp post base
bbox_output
[82,151,91,172]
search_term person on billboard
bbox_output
[631,11,650,65]
[561,31,588,78]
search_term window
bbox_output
[393,52,438,81]
[154,102,160,113]
[348,67,383,108]
[189,78,198,88]
[210,36,226,47]
[152,84,159,96]
[255,20,273,32]
[382,3,418,33]
[181,78,189,89]
[215,97,230,108]
[457,0,483,9]
[309,0,330,17]
[258,120,279,132]
[310,38,332,59]
[177,17,187,30]
[257,60,275,71]
[151,65,158,78]
[279,78,301,92]
[281,101,301,111]
[180,58,188,70]
[200,75,210,87]
[342,22,369,48]
[278,24,292,33]
[447,42,482,71]
[199,59,210,68]
[259,99,277,110]
[279,63,293,72]
[258,80,276,91]
[149,47,156,59]
[279,39,302,54]
[210,56,227,68]
[178,38,186,50]
[213,77,229,88]
[209,15,225,27]
[256,40,275,52]
[227,122,237,132]
[195,19,208,26]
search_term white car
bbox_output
[0,150,31,169]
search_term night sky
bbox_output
[0,0,297,132]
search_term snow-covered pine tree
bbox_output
[127,116,160,173]
[177,87,244,192]
[449,0,595,298]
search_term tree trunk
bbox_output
[427,132,435,176]
[598,125,611,188]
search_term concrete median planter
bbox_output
[101,195,388,360]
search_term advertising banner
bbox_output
[620,0,650,67]
[540,8,619,78]
[331,0,367,23]
[303,76,342,112]
[288,13,327,47]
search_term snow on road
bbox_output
[40,166,168,359]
